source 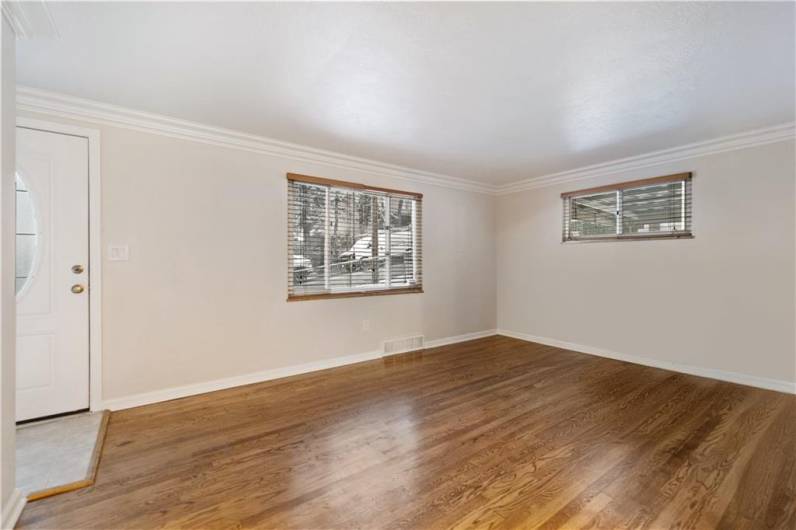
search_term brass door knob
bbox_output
[71,264,84,274]
[71,284,85,294]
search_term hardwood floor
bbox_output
[17,336,796,529]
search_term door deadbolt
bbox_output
[71,264,85,274]
[71,284,85,294]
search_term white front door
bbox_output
[16,127,90,421]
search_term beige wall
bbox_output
[13,108,795,407]
[1,17,15,520]
[19,110,497,402]
[497,140,796,385]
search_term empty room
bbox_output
[0,1,794,529]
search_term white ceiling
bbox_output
[16,2,796,185]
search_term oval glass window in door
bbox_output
[15,174,39,295]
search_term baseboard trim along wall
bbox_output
[1,488,26,530]
[101,329,498,411]
[424,329,496,349]
[101,327,794,411]
[497,329,796,395]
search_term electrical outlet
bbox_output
[361,319,371,332]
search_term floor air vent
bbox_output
[383,335,425,356]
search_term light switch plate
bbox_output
[108,245,129,261]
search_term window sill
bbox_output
[563,233,694,243]
[287,286,424,302]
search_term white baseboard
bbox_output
[2,488,26,530]
[497,329,796,395]
[102,329,498,411]
[425,329,497,348]
[102,349,384,411]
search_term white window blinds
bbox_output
[562,173,692,242]
[287,173,423,300]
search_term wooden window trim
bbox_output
[560,172,692,198]
[287,173,423,199]
[287,173,423,301]
[562,233,695,244]
[287,286,423,302]
[562,172,693,243]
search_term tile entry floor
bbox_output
[16,411,106,499]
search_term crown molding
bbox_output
[16,86,496,195]
[497,122,796,195]
[2,1,58,39]
[17,86,794,196]
[1,2,25,36]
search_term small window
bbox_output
[15,174,39,295]
[562,173,692,242]
[287,173,423,300]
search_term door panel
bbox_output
[16,127,89,421]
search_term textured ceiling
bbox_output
[16,2,796,185]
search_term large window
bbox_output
[562,173,692,242]
[287,173,423,300]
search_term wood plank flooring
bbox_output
[17,336,796,529]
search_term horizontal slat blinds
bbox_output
[287,174,423,300]
[562,173,692,242]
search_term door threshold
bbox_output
[16,408,90,427]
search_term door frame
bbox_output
[15,117,102,412]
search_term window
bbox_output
[287,173,423,300]
[15,174,39,295]
[562,173,692,242]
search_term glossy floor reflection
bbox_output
[16,336,796,529]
